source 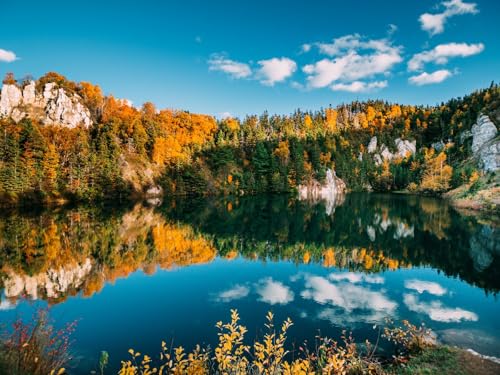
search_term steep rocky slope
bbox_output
[0,81,92,128]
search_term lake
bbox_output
[1,193,499,373]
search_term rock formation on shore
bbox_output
[0,81,92,128]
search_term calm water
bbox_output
[1,193,499,373]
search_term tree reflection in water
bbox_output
[0,193,498,306]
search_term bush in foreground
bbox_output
[118,310,435,375]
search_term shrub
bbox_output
[0,310,76,375]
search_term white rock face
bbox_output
[470,115,499,172]
[395,138,417,158]
[372,138,416,165]
[0,81,92,128]
[367,136,377,153]
[479,141,500,172]
[298,169,346,215]
[22,81,36,105]
[2,259,92,300]
[0,84,22,116]
[472,115,497,154]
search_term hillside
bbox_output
[0,72,498,209]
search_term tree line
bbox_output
[0,72,498,205]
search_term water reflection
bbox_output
[1,193,500,371]
[0,194,499,307]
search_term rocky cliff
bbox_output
[471,114,499,172]
[366,136,416,165]
[298,168,346,215]
[0,81,92,128]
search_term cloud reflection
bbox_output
[404,279,447,296]
[217,284,250,302]
[329,272,384,284]
[256,278,294,305]
[403,293,478,322]
[301,275,397,324]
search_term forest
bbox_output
[0,71,498,205]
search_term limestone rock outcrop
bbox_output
[367,136,416,165]
[470,115,499,172]
[0,81,92,128]
[298,168,346,215]
[367,136,377,153]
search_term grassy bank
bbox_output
[394,346,500,375]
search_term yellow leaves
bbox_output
[225,250,238,260]
[252,312,293,374]
[364,254,374,270]
[117,309,401,374]
[283,359,313,375]
[79,81,104,114]
[322,248,336,267]
[152,111,217,166]
[302,251,311,264]
[227,174,233,184]
[274,140,290,165]
[366,105,376,122]
[121,344,209,375]
[469,170,480,184]
[152,223,216,269]
[404,118,411,132]
[224,117,240,132]
[304,114,313,129]
[42,143,59,191]
[325,108,338,132]
[389,104,402,119]
[419,149,453,193]
[215,309,250,374]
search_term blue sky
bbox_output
[1,0,499,118]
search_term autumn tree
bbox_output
[42,143,59,193]
[419,149,453,193]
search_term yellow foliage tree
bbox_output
[325,108,338,133]
[273,140,290,165]
[419,149,453,193]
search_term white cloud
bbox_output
[328,272,385,284]
[301,43,312,53]
[331,80,388,93]
[0,48,17,63]
[257,57,297,86]
[404,294,478,322]
[208,54,252,79]
[195,36,202,43]
[387,24,398,36]
[301,275,397,314]
[218,111,232,119]
[408,42,484,71]
[420,0,479,36]
[217,284,250,302]
[302,34,402,89]
[404,280,447,295]
[409,70,452,85]
[314,34,398,57]
[256,278,294,305]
